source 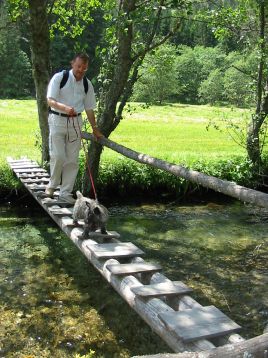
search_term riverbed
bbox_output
[0,200,267,357]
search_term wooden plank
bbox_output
[7,159,33,164]
[87,242,144,258]
[18,173,50,178]
[21,178,50,183]
[26,184,47,191]
[42,199,69,207]
[9,164,39,169]
[131,281,193,298]
[106,262,162,275]
[14,168,47,173]
[158,305,241,343]
[48,207,73,216]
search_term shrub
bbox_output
[175,45,226,103]
[132,43,178,104]
[199,68,226,105]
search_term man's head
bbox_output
[71,53,89,81]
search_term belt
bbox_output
[49,109,81,117]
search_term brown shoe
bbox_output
[45,187,55,198]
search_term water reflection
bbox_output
[0,201,268,357]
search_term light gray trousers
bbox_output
[48,114,82,196]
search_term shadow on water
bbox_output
[1,196,268,357]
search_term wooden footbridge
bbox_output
[7,137,268,357]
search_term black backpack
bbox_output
[60,70,89,94]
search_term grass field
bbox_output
[0,99,250,165]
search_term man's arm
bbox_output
[85,109,103,139]
[47,98,77,117]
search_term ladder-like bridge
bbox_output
[7,157,250,356]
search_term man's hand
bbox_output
[65,106,77,117]
[92,126,104,139]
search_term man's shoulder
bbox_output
[50,70,66,83]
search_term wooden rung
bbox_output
[10,164,39,169]
[7,159,32,164]
[106,262,162,275]
[27,184,47,191]
[13,168,47,173]
[22,178,50,183]
[42,199,69,207]
[131,281,193,298]
[87,242,144,258]
[49,207,73,216]
[158,305,241,343]
[18,173,50,178]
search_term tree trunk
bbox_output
[28,0,50,164]
[83,132,268,209]
[132,333,268,358]
[246,0,266,166]
[86,0,181,189]
[84,0,135,190]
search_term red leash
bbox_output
[74,116,98,200]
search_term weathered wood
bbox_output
[14,168,47,173]
[6,157,34,164]
[131,333,268,358]
[9,164,40,170]
[48,207,73,216]
[132,257,245,348]
[26,184,47,191]
[18,173,50,178]
[21,178,50,183]
[131,281,193,298]
[42,199,69,207]
[159,306,241,343]
[106,262,162,275]
[87,242,144,258]
[83,132,268,209]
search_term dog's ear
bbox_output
[76,191,83,199]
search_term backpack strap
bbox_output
[59,69,88,94]
[60,70,69,89]
[83,76,89,94]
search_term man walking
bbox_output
[45,53,102,204]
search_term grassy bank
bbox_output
[0,99,253,199]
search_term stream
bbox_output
[0,200,268,357]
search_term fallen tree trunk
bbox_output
[83,133,268,209]
[131,332,268,358]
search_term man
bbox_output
[45,53,103,204]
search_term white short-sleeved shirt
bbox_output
[47,69,96,114]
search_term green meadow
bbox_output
[0,99,249,164]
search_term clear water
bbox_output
[0,201,268,357]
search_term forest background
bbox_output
[0,0,268,201]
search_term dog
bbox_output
[73,191,109,238]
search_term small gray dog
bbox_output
[73,191,109,238]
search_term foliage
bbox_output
[0,2,33,98]
[132,43,178,104]
[222,51,258,108]
[0,98,264,198]
[198,68,225,105]
[175,45,226,103]
[0,161,21,196]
